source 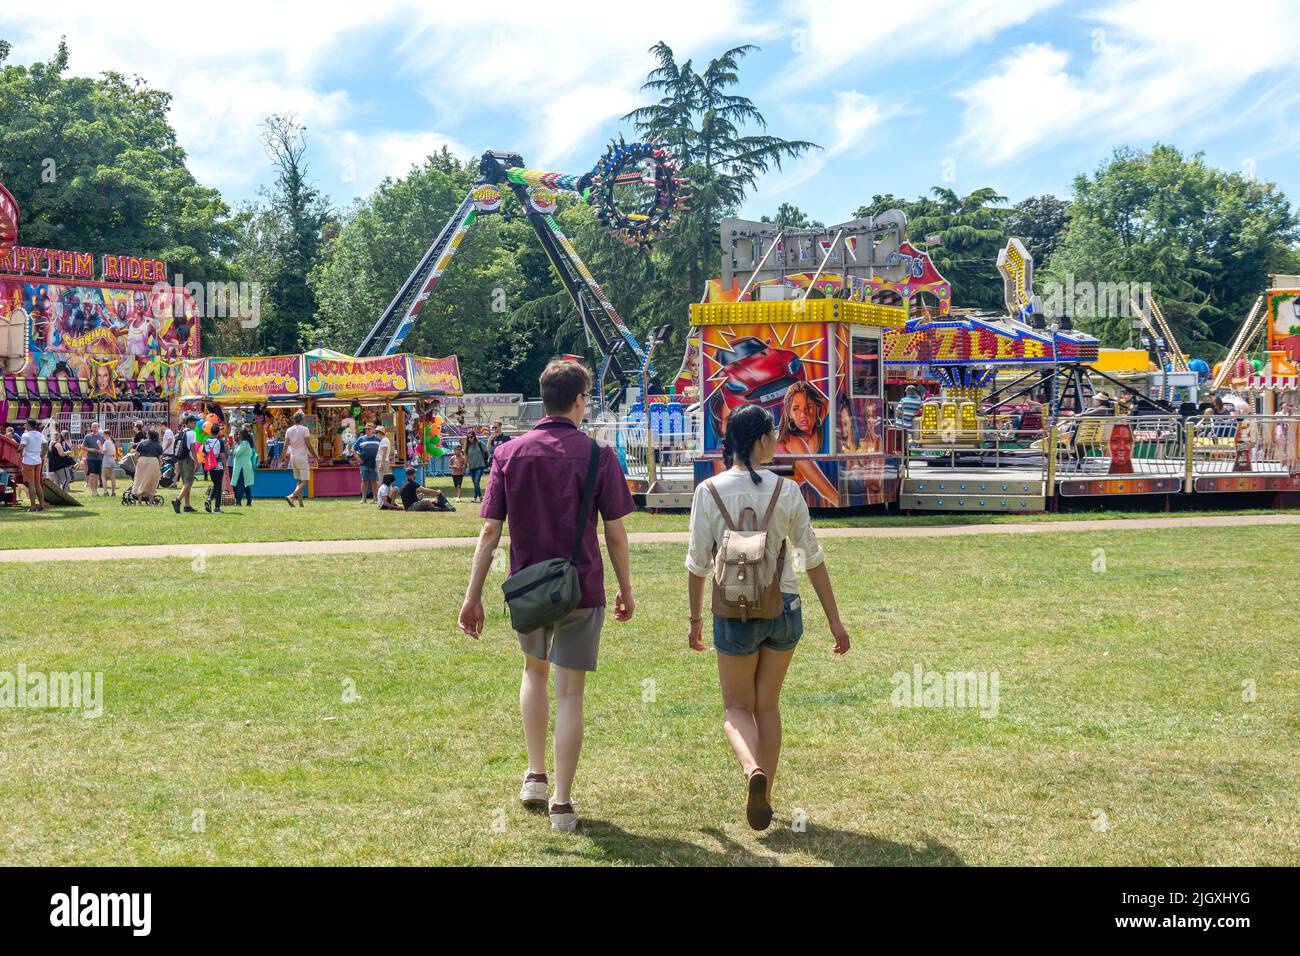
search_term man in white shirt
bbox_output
[99,431,118,496]
[161,425,176,458]
[18,418,48,511]
[376,425,392,477]
[283,410,314,508]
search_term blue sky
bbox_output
[4,0,1298,226]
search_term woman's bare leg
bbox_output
[754,646,795,796]
[716,651,761,774]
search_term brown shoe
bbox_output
[746,768,772,831]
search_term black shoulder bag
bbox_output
[501,438,600,633]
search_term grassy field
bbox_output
[1,527,1296,865]
[2,478,1295,550]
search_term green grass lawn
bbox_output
[1,527,1296,865]
[3,477,1296,551]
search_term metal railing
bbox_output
[588,414,701,483]
[902,412,1300,490]
[899,411,1050,481]
[1190,415,1300,475]
[1051,414,1187,478]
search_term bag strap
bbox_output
[757,476,784,532]
[569,437,601,565]
[704,479,738,531]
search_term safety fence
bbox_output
[901,413,1300,491]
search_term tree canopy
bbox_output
[0,40,237,283]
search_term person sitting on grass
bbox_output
[397,467,454,512]
[376,473,402,510]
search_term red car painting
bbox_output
[716,336,803,409]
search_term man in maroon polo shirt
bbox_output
[458,358,635,832]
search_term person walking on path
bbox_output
[458,359,635,833]
[464,431,487,502]
[685,403,851,831]
[283,411,314,508]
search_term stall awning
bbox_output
[183,352,463,402]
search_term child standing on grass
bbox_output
[203,425,226,513]
[685,403,851,832]
[449,445,467,501]
[100,431,118,497]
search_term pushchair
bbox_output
[119,452,164,506]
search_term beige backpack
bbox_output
[706,478,787,622]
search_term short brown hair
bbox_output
[539,359,591,415]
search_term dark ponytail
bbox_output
[722,403,774,485]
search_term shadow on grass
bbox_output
[759,824,965,866]
[543,818,964,866]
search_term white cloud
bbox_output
[1,0,784,199]
[328,130,472,198]
[779,0,1065,87]
[2,0,407,195]
[757,90,898,196]
[392,0,777,169]
[956,0,1300,162]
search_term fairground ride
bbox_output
[355,136,685,409]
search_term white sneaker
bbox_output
[519,771,548,805]
[549,801,578,832]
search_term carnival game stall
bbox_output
[182,350,462,498]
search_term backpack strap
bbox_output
[704,478,737,531]
[757,476,784,531]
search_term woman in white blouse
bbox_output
[685,403,850,831]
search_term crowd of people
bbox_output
[2,406,517,514]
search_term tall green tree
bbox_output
[251,113,331,355]
[623,42,819,325]
[855,187,1009,310]
[1006,195,1069,263]
[0,40,237,284]
[1047,144,1298,354]
[761,202,822,229]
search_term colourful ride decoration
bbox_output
[0,183,17,260]
[355,136,684,404]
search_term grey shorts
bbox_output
[517,606,605,672]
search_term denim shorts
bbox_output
[359,466,378,481]
[713,593,803,656]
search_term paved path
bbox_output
[1,513,1297,564]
